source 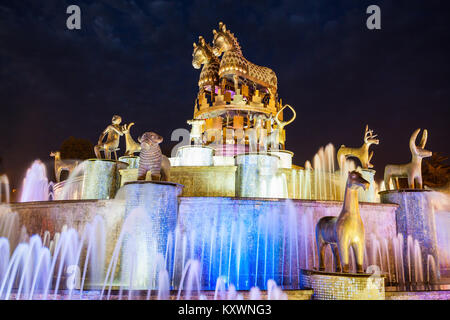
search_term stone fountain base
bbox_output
[299,269,385,300]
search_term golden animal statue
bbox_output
[192,36,220,98]
[267,104,296,150]
[316,170,370,273]
[384,128,432,190]
[187,119,206,145]
[94,115,124,160]
[337,125,379,169]
[246,114,268,152]
[212,22,277,96]
[122,122,141,156]
[50,151,80,183]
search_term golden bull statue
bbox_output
[384,128,432,189]
[316,171,370,273]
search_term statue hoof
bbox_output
[318,267,325,272]
[342,264,350,273]
[356,265,364,273]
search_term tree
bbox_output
[422,152,450,188]
[60,136,95,160]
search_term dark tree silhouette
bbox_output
[422,152,450,188]
[60,136,95,160]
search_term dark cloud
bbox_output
[0,0,449,188]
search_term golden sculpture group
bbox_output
[191,22,295,152]
[49,22,434,276]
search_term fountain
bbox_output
[19,160,52,202]
[0,22,448,301]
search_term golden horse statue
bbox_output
[192,35,220,99]
[316,171,369,273]
[384,128,432,189]
[267,104,296,150]
[337,125,379,169]
[212,22,277,96]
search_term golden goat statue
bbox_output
[50,151,80,183]
[122,122,141,156]
[337,125,379,169]
[316,171,370,273]
[384,128,432,189]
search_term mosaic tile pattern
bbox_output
[300,269,385,300]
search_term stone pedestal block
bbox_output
[81,159,128,200]
[380,190,440,282]
[235,153,287,198]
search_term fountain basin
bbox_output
[299,269,385,300]
[235,153,286,198]
[81,159,129,200]
[176,146,214,166]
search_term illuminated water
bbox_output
[19,161,52,202]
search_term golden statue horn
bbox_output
[213,29,217,35]
[193,42,197,48]
[409,128,421,154]
[275,104,296,126]
[419,129,428,148]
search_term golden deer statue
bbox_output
[384,128,432,189]
[337,125,379,169]
[316,171,370,273]
[267,104,296,150]
[122,122,141,156]
[50,151,80,183]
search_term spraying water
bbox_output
[19,161,51,202]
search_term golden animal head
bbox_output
[112,115,122,125]
[122,122,135,134]
[348,170,370,191]
[138,132,163,146]
[410,128,432,159]
[192,36,215,69]
[212,22,240,57]
[363,125,379,145]
[49,151,60,158]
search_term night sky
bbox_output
[0,0,449,189]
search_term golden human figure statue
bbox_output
[384,128,432,189]
[94,115,124,159]
[316,171,370,273]
[337,125,379,169]
[267,104,296,150]
[212,22,277,96]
